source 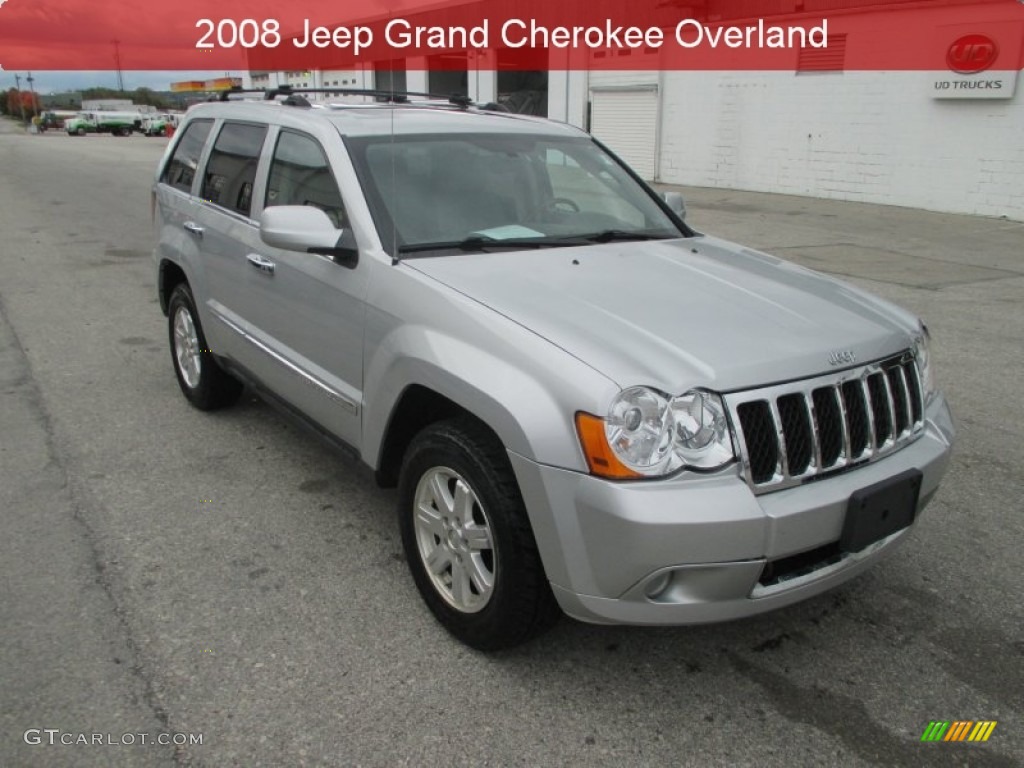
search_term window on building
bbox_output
[796,34,848,73]
[374,60,407,94]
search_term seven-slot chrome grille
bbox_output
[726,352,925,494]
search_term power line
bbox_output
[112,40,125,92]
[26,71,38,117]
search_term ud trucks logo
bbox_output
[828,350,856,367]
[947,34,998,75]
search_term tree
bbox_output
[4,89,36,120]
[3,90,41,119]
[21,90,41,116]
[81,86,123,102]
[133,87,168,110]
[1,88,17,116]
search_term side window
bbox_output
[265,131,346,228]
[160,119,213,193]
[200,122,268,217]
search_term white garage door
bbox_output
[590,88,658,180]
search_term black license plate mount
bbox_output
[840,469,923,553]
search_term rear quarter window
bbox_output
[160,119,213,194]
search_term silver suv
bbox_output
[153,90,954,649]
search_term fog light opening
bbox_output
[644,571,673,600]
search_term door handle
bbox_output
[183,221,204,237]
[246,253,276,275]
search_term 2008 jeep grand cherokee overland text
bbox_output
[152,90,954,650]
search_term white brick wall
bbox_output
[650,70,1024,220]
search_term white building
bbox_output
[82,99,155,113]
[245,0,1024,220]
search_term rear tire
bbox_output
[167,283,242,410]
[398,418,561,650]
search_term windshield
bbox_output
[344,132,687,256]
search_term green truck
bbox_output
[65,111,143,137]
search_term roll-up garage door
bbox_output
[589,88,658,180]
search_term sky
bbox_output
[0,70,245,94]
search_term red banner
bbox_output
[1,0,1022,71]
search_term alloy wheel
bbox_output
[172,306,202,388]
[413,466,496,613]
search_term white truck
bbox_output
[65,111,146,137]
[141,113,181,137]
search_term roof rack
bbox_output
[218,85,476,109]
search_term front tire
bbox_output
[398,418,560,650]
[167,283,242,410]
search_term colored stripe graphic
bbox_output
[921,721,997,742]
[969,722,998,742]
[945,721,972,741]
[921,722,950,742]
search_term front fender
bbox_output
[362,320,618,473]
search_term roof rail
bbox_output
[218,85,475,109]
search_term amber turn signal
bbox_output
[575,412,642,480]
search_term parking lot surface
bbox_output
[1,118,1022,767]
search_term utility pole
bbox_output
[112,40,125,92]
[13,73,27,122]
[26,71,38,117]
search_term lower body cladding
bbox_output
[509,396,954,625]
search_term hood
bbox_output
[408,236,920,393]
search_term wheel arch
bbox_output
[158,259,189,316]
[374,385,502,488]
[364,327,610,482]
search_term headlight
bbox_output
[914,323,936,399]
[605,386,677,473]
[576,387,736,479]
[670,390,735,469]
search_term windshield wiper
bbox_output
[396,231,675,255]
[398,236,574,254]
[566,230,676,243]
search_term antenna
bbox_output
[390,88,398,264]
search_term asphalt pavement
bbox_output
[1,116,1021,767]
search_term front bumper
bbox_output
[509,394,954,625]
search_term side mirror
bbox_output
[259,206,358,268]
[662,191,687,221]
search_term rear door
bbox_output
[190,121,271,369]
